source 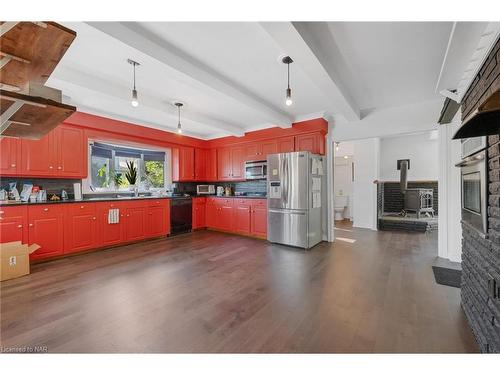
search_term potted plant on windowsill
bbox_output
[125,161,138,194]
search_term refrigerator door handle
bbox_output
[268,209,306,215]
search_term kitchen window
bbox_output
[86,141,170,192]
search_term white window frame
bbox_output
[82,139,172,195]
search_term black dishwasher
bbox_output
[170,197,192,235]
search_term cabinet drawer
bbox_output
[235,198,251,205]
[65,202,96,215]
[0,205,27,218]
[216,198,234,205]
[251,199,267,207]
[148,199,168,207]
[97,201,126,210]
[28,204,63,218]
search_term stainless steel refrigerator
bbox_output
[267,151,324,249]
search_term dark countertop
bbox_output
[192,195,267,199]
[0,195,171,207]
[0,194,267,206]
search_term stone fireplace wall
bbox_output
[460,36,500,353]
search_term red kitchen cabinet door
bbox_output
[20,132,56,177]
[295,133,324,155]
[206,148,218,181]
[56,125,86,178]
[64,203,98,254]
[194,148,207,181]
[245,143,260,161]
[250,200,267,238]
[98,202,125,247]
[234,200,251,235]
[125,205,147,241]
[28,205,64,260]
[146,200,169,238]
[0,206,27,244]
[277,136,295,153]
[180,147,195,181]
[0,137,20,175]
[217,147,232,180]
[219,200,234,231]
[205,201,218,228]
[192,198,206,229]
[261,140,278,159]
[230,146,245,180]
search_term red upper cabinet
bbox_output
[245,140,278,161]
[20,132,55,177]
[217,147,232,180]
[172,146,195,181]
[64,203,98,254]
[56,125,86,178]
[277,136,295,153]
[206,148,218,181]
[295,133,325,155]
[20,125,86,178]
[0,206,27,244]
[0,137,20,175]
[28,205,64,260]
[261,140,278,159]
[230,146,245,180]
[194,148,208,181]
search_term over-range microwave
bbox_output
[196,185,215,195]
[245,160,267,180]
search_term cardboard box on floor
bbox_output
[0,241,40,281]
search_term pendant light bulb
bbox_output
[282,56,294,107]
[128,59,140,108]
[174,102,184,135]
[131,89,139,107]
[285,87,293,106]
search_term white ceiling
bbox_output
[46,21,497,140]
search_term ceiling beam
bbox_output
[260,22,360,122]
[86,22,293,128]
[50,66,246,137]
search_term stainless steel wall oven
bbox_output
[457,147,488,235]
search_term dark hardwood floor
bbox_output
[0,223,478,353]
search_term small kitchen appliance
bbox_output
[196,185,215,195]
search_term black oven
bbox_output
[457,149,487,235]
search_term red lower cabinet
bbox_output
[234,199,251,235]
[28,205,64,260]
[64,203,98,254]
[192,197,206,229]
[250,200,267,238]
[146,199,170,237]
[0,206,28,244]
[124,204,147,242]
[97,202,125,247]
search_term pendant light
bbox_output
[335,142,340,152]
[282,56,294,106]
[127,59,140,107]
[174,102,184,134]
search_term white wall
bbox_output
[352,138,380,230]
[379,131,439,181]
[334,156,353,219]
[438,114,463,262]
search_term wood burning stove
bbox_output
[399,160,435,218]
